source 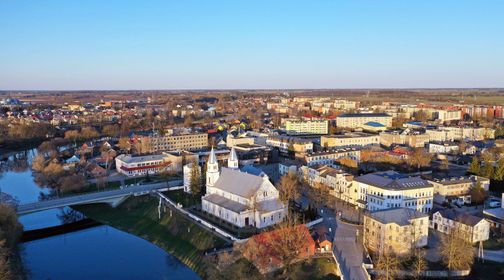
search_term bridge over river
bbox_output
[16,179,183,215]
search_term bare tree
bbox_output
[406,148,432,171]
[440,223,475,273]
[374,250,401,280]
[277,173,300,215]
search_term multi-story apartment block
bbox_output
[336,113,392,129]
[266,135,313,155]
[427,175,490,203]
[379,129,429,148]
[433,109,462,122]
[138,132,208,152]
[304,148,360,166]
[426,126,495,142]
[301,164,356,203]
[355,171,434,213]
[333,99,358,110]
[363,208,429,255]
[284,119,328,135]
[431,209,490,243]
[320,133,379,149]
[428,141,459,155]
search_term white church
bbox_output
[200,147,287,228]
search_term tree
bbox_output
[410,250,427,280]
[468,156,480,175]
[102,124,120,137]
[32,155,46,173]
[118,137,132,153]
[338,157,358,172]
[64,130,80,146]
[0,204,23,279]
[58,174,87,194]
[471,179,487,207]
[413,110,430,122]
[494,158,504,181]
[374,250,401,280]
[480,159,494,179]
[406,148,432,171]
[277,173,300,215]
[80,126,99,140]
[440,223,475,273]
[189,162,202,196]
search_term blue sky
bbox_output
[0,0,503,90]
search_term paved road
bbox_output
[481,249,504,263]
[320,206,368,280]
[17,180,182,215]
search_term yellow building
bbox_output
[363,208,429,255]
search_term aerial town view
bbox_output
[1,1,504,280]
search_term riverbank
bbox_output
[73,196,231,278]
[74,195,341,279]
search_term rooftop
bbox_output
[367,208,428,226]
[338,113,391,118]
[355,171,432,190]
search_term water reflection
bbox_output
[22,225,200,280]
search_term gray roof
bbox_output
[256,199,285,212]
[355,171,432,190]
[213,168,267,198]
[435,209,484,227]
[203,193,250,213]
[367,208,428,226]
[240,165,267,177]
[338,113,391,118]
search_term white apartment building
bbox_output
[266,135,313,154]
[428,141,460,155]
[355,171,434,213]
[336,113,392,129]
[320,133,379,149]
[433,109,462,122]
[426,126,495,142]
[301,164,356,203]
[284,119,328,135]
[431,209,490,243]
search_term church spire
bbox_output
[228,146,239,169]
[206,147,219,187]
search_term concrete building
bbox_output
[302,164,355,203]
[304,148,360,166]
[379,129,429,148]
[427,175,490,203]
[426,126,495,142]
[266,135,313,155]
[355,171,434,213]
[115,154,172,177]
[431,209,490,243]
[201,148,287,228]
[284,119,328,135]
[428,141,460,155]
[363,208,429,255]
[139,132,208,152]
[336,113,392,129]
[320,133,379,149]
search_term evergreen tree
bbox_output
[494,158,504,181]
[189,162,202,196]
[481,160,494,179]
[471,179,487,207]
[468,156,480,175]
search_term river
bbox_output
[0,149,200,280]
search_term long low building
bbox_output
[266,135,313,155]
[379,129,430,148]
[115,154,173,177]
[284,119,328,135]
[336,113,392,129]
[320,133,379,149]
[304,148,360,166]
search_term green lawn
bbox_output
[164,190,201,208]
[73,196,230,277]
[272,258,340,280]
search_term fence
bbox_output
[155,191,248,242]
